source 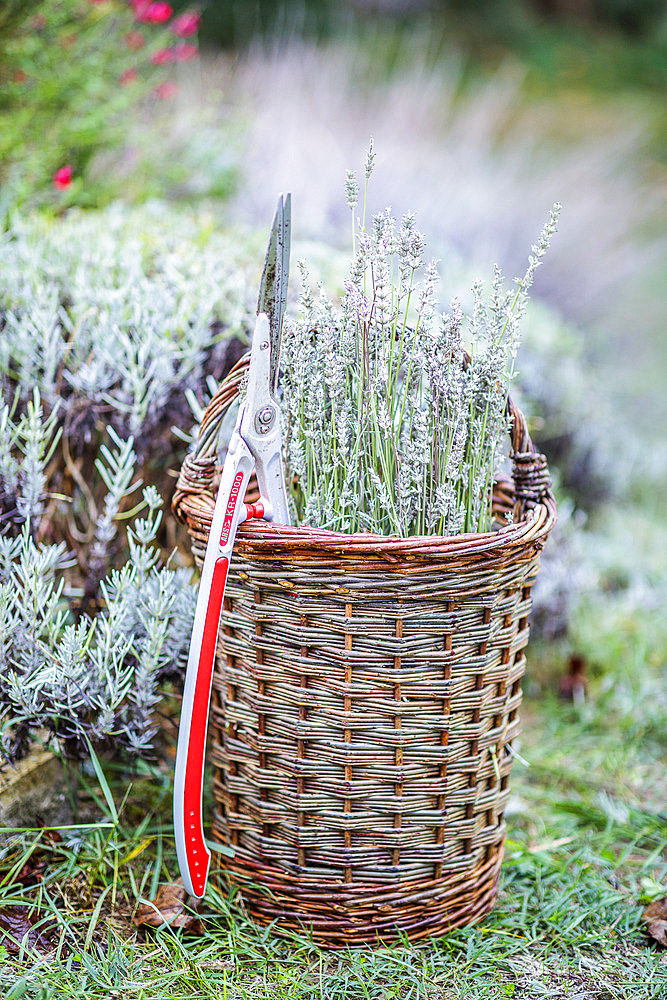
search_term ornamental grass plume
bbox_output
[281,147,560,537]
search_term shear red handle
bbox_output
[179,499,264,890]
[180,555,229,896]
[174,438,254,898]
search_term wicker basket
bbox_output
[172,355,556,947]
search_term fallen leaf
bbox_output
[15,855,48,887]
[0,905,56,956]
[14,826,62,887]
[40,826,62,848]
[559,654,587,702]
[641,897,667,947]
[133,878,203,934]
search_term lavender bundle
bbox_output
[281,147,560,536]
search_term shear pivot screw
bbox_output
[255,406,275,434]
[260,341,269,350]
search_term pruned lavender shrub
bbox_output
[0,390,196,762]
[0,203,260,762]
[0,203,256,601]
[281,158,560,536]
[0,203,254,442]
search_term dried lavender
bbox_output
[282,160,560,537]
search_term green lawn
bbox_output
[1,615,664,999]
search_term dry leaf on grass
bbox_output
[641,898,667,947]
[14,826,62,888]
[133,878,203,934]
[15,854,49,888]
[0,905,56,956]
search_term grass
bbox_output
[0,607,665,999]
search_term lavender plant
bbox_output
[0,204,254,593]
[0,203,258,762]
[282,152,560,536]
[0,389,196,762]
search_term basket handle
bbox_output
[173,352,552,527]
[506,395,553,520]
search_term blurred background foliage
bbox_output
[2,0,665,210]
[202,0,667,96]
[199,0,667,45]
[0,0,220,212]
[0,0,665,758]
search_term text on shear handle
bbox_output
[219,471,245,546]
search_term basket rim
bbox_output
[230,496,556,556]
[174,458,556,564]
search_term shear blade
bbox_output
[257,193,291,394]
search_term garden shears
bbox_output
[174,195,292,898]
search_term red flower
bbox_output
[154,81,178,99]
[53,165,73,190]
[150,47,174,65]
[131,0,152,18]
[138,2,173,24]
[124,30,145,51]
[172,42,197,61]
[170,10,200,37]
[120,68,138,85]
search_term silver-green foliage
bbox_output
[0,202,255,599]
[282,159,560,536]
[0,203,252,444]
[0,389,196,761]
[0,204,258,760]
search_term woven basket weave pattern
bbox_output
[213,562,533,869]
[173,355,556,945]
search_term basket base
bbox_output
[212,844,504,947]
